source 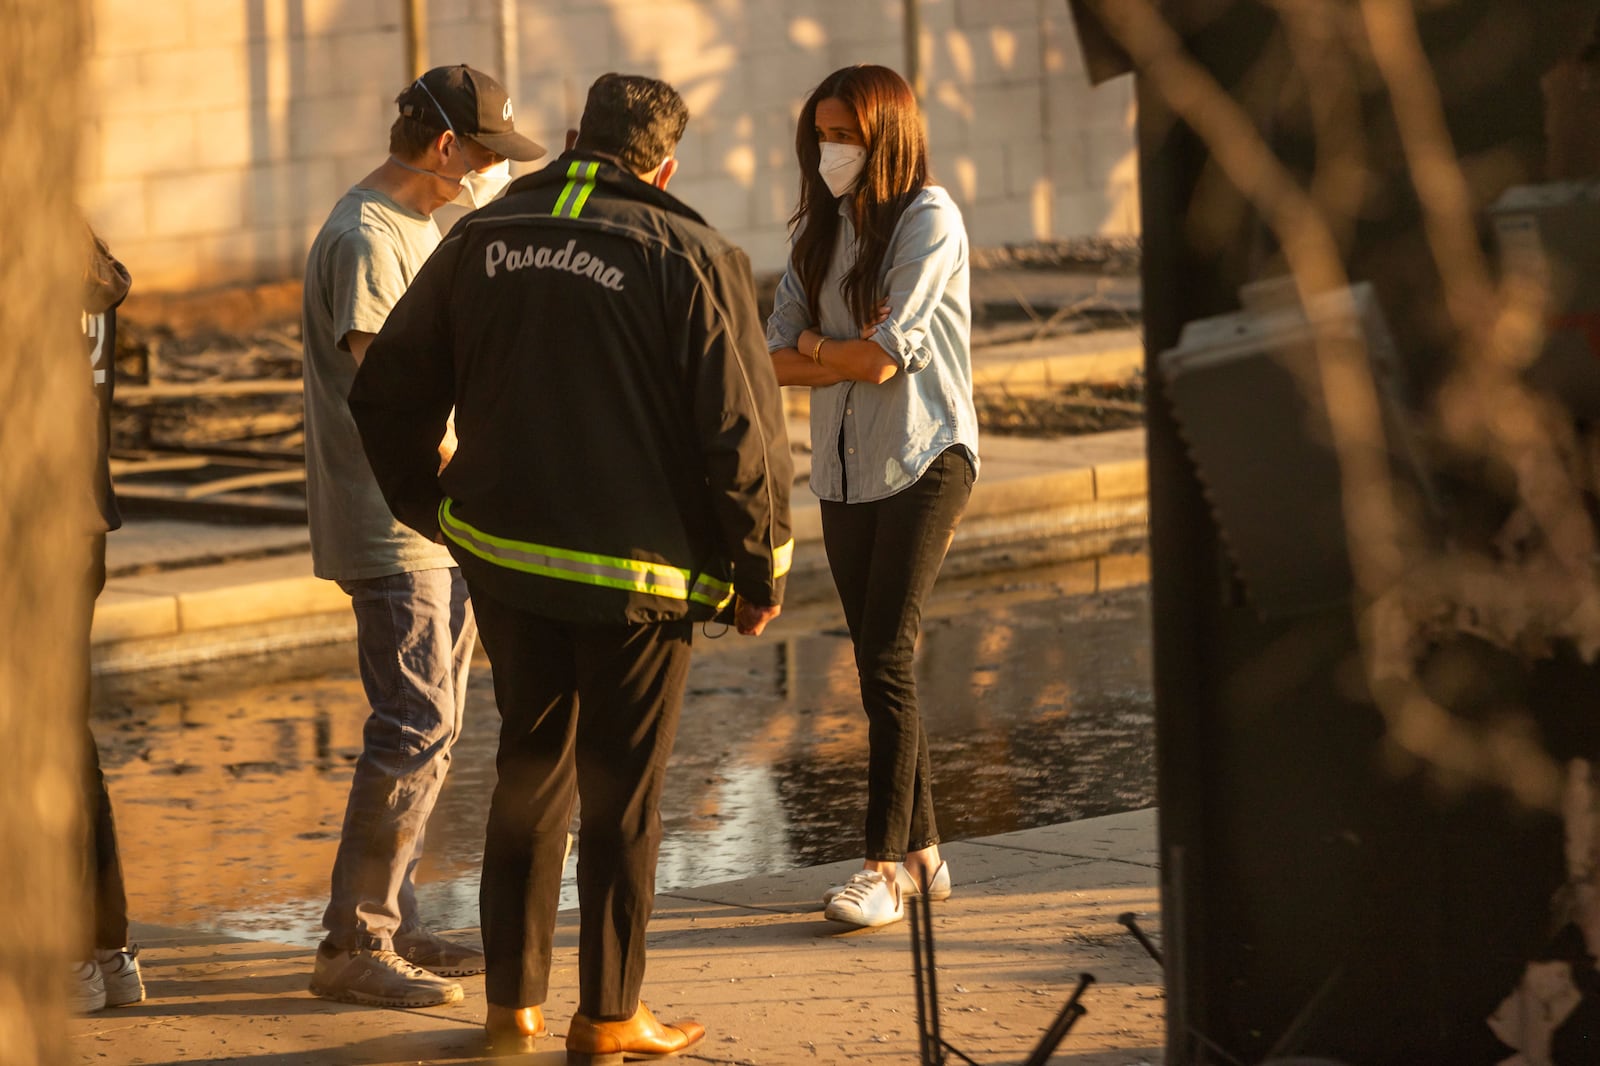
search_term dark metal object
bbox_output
[1117,911,1163,966]
[1018,973,1094,1066]
[1264,968,1344,1061]
[107,356,309,520]
[909,889,979,1066]
[115,488,306,524]
[110,451,307,523]
[1064,0,1134,85]
[907,877,1092,1066]
[903,0,924,103]
[403,0,428,79]
[113,380,303,404]
[1134,2,1600,1061]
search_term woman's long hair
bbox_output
[789,65,929,329]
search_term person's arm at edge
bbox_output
[347,330,376,367]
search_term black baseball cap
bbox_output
[399,64,546,162]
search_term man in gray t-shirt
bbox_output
[302,64,544,1012]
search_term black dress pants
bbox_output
[820,447,974,862]
[470,587,692,1018]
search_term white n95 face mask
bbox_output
[456,159,513,209]
[818,142,867,198]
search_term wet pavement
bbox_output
[92,555,1152,948]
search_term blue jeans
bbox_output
[323,567,476,950]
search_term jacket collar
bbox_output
[506,151,708,227]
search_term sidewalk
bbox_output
[79,325,1164,1063]
[71,809,1165,1066]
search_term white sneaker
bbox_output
[94,946,146,1007]
[823,871,904,928]
[70,960,106,1014]
[895,861,952,902]
[824,862,953,905]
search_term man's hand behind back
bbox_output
[734,598,781,637]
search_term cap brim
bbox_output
[474,129,546,162]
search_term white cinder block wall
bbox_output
[80,0,1137,293]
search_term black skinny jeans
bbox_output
[470,588,692,1018]
[820,447,974,862]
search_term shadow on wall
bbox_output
[513,2,1141,271]
[920,8,1140,242]
[81,0,1139,294]
[245,0,310,293]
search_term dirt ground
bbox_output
[978,376,1146,437]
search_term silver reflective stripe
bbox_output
[440,498,733,608]
[691,573,734,609]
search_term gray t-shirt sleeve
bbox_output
[328,227,411,351]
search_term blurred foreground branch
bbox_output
[1084,0,1600,809]
[0,2,93,1063]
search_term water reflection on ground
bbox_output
[93,556,1154,946]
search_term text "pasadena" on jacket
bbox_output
[484,237,626,291]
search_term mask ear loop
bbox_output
[414,79,471,167]
[413,77,457,135]
[401,77,476,189]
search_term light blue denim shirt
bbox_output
[766,185,980,503]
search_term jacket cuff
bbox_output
[736,574,785,609]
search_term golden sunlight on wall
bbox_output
[80,0,1138,292]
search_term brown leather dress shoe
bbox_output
[565,1002,706,1064]
[485,1004,547,1055]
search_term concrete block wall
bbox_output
[80,0,1137,293]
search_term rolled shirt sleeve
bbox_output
[869,190,968,374]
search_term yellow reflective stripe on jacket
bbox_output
[440,498,734,608]
[552,161,600,219]
[568,162,601,217]
[773,538,793,578]
[551,161,582,217]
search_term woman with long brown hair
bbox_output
[767,64,979,928]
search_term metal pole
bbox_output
[903,0,924,103]
[496,0,519,100]
[403,0,428,79]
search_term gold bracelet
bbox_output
[810,336,826,364]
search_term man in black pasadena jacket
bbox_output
[348,74,790,1059]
